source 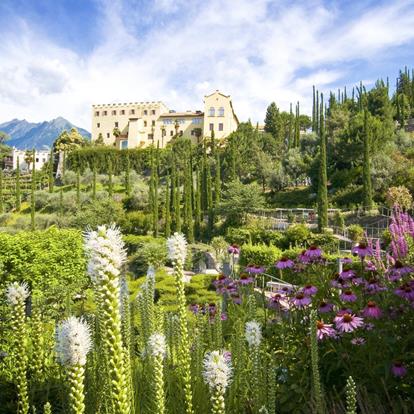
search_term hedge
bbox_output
[239,244,282,267]
[0,227,87,300]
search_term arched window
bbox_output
[209,107,215,117]
[218,107,224,116]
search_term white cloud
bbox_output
[0,0,414,130]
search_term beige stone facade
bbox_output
[91,91,239,149]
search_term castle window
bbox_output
[107,133,110,138]
[170,130,174,136]
[151,109,156,115]
[218,107,224,116]
[144,121,147,127]
[112,110,116,115]
[121,140,128,149]
[209,107,215,117]
[130,109,135,115]
[219,123,223,131]
[95,111,100,116]
[152,120,155,126]
[144,110,148,115]
[103,111,107,116]
[192,118,202,124]
[121,110,125,115]
[179,131,183,137]
[35,158,39,163]
[115,122,119,127]
[209,123,214,131]
[97,123,100,128]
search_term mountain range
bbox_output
[0,117,90,149]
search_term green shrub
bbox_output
[123,234,163,253]
[331,184,363,208]
[347,224,364,242]
[226,227,251,245]
[284,224,311,248]
[120,211,151,235]
[239,244,282,267]
[309,231,339,253]
[0,228,87,313]
[129,240,167,277]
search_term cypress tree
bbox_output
[165,175,171,237]
[214,152,221,208]
[295,102,300,147]
[30,149,35,231]
[48,148,54,193]
[153,147,159,237]
[183,159,194,243]
[317,94,328,232]
[16,156,21,212]
[206,159,213,238]
[59,188,64,216]
[125,154,131,196]
[171,159,177,231]
[107,157,113,198]
[230,141,237,181]
[174,175,181,233]
[210,129,215,157]
[0,168,3,214]
[315,91,319,133]
[62,151,66,181]
[194,166,202,239]
[363,107,373,211]
[92,162,97,200]
[76,168,81,207]
[312,86,316,131]
[288,103,293,148]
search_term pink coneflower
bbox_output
[302,285,318,296]
[221,313,228,321]
[351,276,364,286]
[340,290,357,302]
[213,274,229,287]
[340,267,355,279]
[190,303,201,314]
[238,273,253,285]
[363,301,382,319]
[276,257,294,269]
[364,278,386,293]
[335,313,364,333]
[388,260,413,282]
[269,293,283,309]
[363,322,375,331]
[351,337,366,345]
[331,274,350,289]
[351,242,372,258]
[278,286,293,295]
[391,362,407,377]
[298,250,311,264]
[228,244,240,255]
[395,284,414,301]
[246,265,265,274]
[304,245,322,259]
[365,261,377,272]
[292,293,311,308]
[231,295,242,305]
[318,301,334,313]
[341,257,353,264]
[316,321,336,340]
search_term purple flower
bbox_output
[246,264,265,274]
[340,290,357,302]
[387,260,413,282]
[276,257,294,269]
[190,303,201,314]
[391,362,407,378]
[334,313,364,333]
[351,242,372,258]
[318,301,334,313]
[394,284,414,301]
[304,245,322,259]
[221,313,228,321]
[238,273,254,285]
[278,286,293,296]
[341,257,353,264]
[302,285,318,296]
[340,268,355,279]
[362,301,382,319]
[364,261,377,272]
[364,278,386,293]
[228,244,240,255]
[316,321,336,340]
[351,337,366,346]
[291,293,311,309]
[298,250,311,264]
[213,274,229,287]
[231,295,242,305]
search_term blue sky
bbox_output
[1,0,414,129]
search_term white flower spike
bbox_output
[245,320,262,348]
[56,317,92,367]
[166,232,187,263]
[203,350,232,391]
[148,333,167,358]
[6,281,30,306]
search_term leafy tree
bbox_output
[219,180,265,225]
[165,175,171,237]
[317,94,328,231]
[362,108,373,210]
[264,102,282,142]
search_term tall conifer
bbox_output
[48,148,54,193]
[125,154,131,196]
[317,94,328,231]
[0,168,3,214]
[165,175,171,237]
[16,156,21,212]
[363,106,373,211]
[108,158,113,198]
[214,152,221,208]
[30,149,36,231]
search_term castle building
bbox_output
[91,90,239,148]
